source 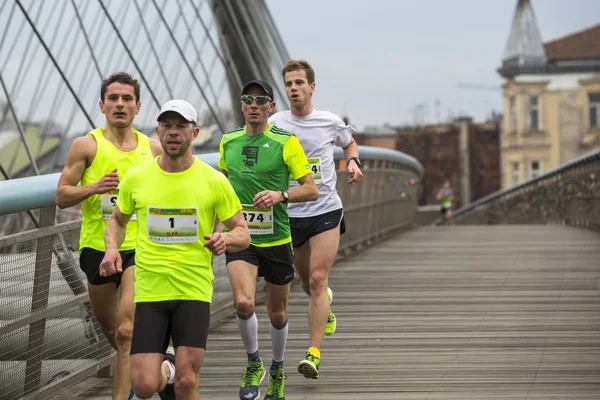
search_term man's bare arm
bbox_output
[101,205,133,276]
[252,174,318,209]
[342,138,363,184]
[288,174,318,202]
[55,136,119,208]
[104,204,133,252]
[342,137,359,159]
[221,211,250,252]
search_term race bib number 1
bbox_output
[242,204,273,235]
[289,157,322,188]
[147,207,198,243]
[101,189,136,220]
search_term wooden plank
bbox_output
[50,225,600,399]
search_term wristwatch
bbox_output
[349,157,361,168]
[281,190,289,203]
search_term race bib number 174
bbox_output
[241,204,273,235]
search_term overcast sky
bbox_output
[266,0,600,130]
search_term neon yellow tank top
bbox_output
[79,128,153,252]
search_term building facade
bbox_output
[498,0,600,188]
[356,118,501,207]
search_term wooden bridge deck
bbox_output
[51,225,600,399]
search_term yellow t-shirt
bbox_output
[79,128,153,252]
[117,157,242,303]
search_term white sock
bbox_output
[270,321,288,363]
[237,313,259,355]
[162,359,175,384]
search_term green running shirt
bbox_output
[218,124,310,247]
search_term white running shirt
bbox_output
[269,109,354,218]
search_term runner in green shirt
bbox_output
[219,80,318,400]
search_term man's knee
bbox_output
[131,373,159,399]
[114,320,133,350]
[235,295,255,318]
[268,309,288,327]
[175,372,198,395]
[309,269,328,295]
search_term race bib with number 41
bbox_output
[289,157,322,188]
[101,189,137,220]
[242,204,273,235]
[147,207,198,243]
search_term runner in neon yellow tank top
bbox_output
[219,80,318,400]
[79,127,151,251]
[55,72,162,400]
[101,99,250,400]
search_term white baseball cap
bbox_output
[157,99,197,125]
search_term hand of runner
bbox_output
[204,232,227,255]
[253,190,281,209]
[347,162,363,184]
[99,249,122,276]
[94,168,120,194]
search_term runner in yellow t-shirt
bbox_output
[101,100,250,400]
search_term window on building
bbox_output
[510,97,517,134]
[589,93,600,129]
[530,160,542,179]
[512,161,519,185]
[529,95,540,131]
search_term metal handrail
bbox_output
[0,145,424,216]
[449,149,600,219]
[0,144,423,399]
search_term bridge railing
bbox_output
[441,149,600,228]
[0,145,423,400]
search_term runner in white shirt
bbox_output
[269,59,363,379]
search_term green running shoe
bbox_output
[239,359,266,400]
[264,366,286,399]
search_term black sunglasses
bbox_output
[241,95,271,105]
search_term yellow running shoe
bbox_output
[298,351,320,379]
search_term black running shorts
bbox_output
[289,208,345,248]
[79,247,135,287]
[130,300,211,354]
[225,243,295,285]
